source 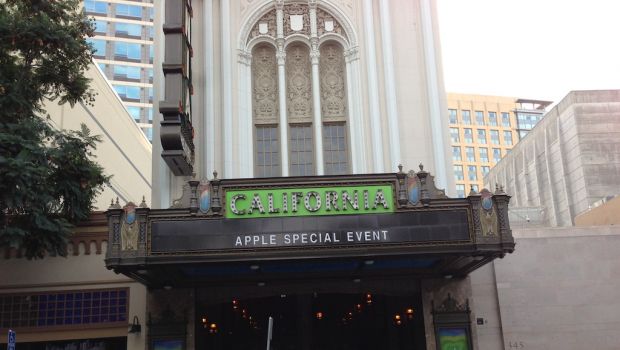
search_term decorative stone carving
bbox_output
[247,9,276,44]
[121,202,138,250]
[283,4,310,36]
[319,43,346,120]
[479,189,499,236]
[317,7,346,39]
[286,44,312,122]
[252,45,279,123]
[344,46,359,63]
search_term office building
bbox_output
[84,0,155,142]
[447,93,551,198]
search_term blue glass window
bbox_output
[84,0,107,14]
[115,22,142,37]
[114,42,141,60]
[87,38,106,56]
[127,106,141,121]
[448,109,457,124]
[113,85,141,100]
[488,112,498,126]
[0,289,128,329]
[116,4,142,18]
[114,65,141,80]
[94,20,107,34]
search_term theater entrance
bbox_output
[195,281,426,350]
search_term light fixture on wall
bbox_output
[128,316,142,334]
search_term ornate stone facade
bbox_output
[285,43,313,122]
[252,44,279,124]
[319,43,346,120]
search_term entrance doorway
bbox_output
[196,291,426,349]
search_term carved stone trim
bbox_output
[247,8,277,45]
[283,3,310,37]
[239,1,357,50]
[319,42,346,120]
[317,7,347,40]
[344,46,359,63]
[286,43,313,122]
[252,44,279,124]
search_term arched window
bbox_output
[246,4,352,177]
[286,43,314,176]
[252,44,280,177]
[320,42,348,175]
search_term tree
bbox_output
[0,0,109,259]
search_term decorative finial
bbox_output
[115,197,120,206]
[110,198,114,207]
[213,170,218,180]
[398,164,403,173]
[419,163,424,172]
[468,185,478,196]
[139,196,148,208]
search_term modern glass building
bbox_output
[85,0,155,142]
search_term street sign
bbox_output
[7,329,15,350]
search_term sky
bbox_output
[437,0,620,104]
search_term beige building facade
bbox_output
[447,93,550,198]
[0,64,152,349]
[485,90,620,227]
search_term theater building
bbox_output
[112,0,519,348]
[106,169,514,349]
[1,1,516,349]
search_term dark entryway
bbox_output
[196,290,426,350]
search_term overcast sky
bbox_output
[437,0,620,104]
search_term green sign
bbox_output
[225,185,394,219]
[438,328,469,350]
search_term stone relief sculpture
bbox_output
[317,7,346,39]
[283,4,310,36]
[252,45,279,123]
[286,44,313,122]
[121,202,138,250]
[248,9,276,44]
[479,189,498,236]
[319,43,346,120]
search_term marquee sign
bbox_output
[224,185,394,219]
[150,210,470,253]
[105,168,515,285]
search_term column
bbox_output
[420,0,449,189]
[310,48,324,175]
[238,51,253,177]
[221,0,233,178]
[345,47,365,174]
[204,0,215,179]
[362,0,384,173]
[276,1,289,176]
[379,0,401,171]
[309,2,324,175]
[276,52,289,176]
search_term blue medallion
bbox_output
[124,204,136,224]
[408,179,419,204]
[199,186,211,213]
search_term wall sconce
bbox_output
[128,316,142,334]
